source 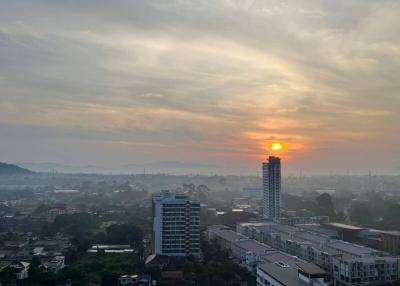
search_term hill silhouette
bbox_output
[0,162,34,175]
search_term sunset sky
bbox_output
[1,0,399,175]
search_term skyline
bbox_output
[1,1,400,175]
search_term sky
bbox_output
[0,0,400,175]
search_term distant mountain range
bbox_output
[17,161,215,174]
[0,162,34,175]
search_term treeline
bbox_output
[182,239,254,286]
[30,211,149,285]
[349,191,400,230]
[283,193,346,222]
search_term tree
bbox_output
[349,202,375,226]
[104,223,143,250]
[0,267,16,285]
[71,235,92,253]
[315,193,337,221]
[41,223,59,237]
[34,204,51,214]
[380,204,400,230]
[101,272,119,286]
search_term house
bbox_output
[118,275,138,285]
[43,255,65,272]
[118,274,152,286]
[7,261,30,280]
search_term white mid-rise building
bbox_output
[263,156,281,220]
[152,191,200,257]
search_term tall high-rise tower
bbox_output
[263,156,281,220]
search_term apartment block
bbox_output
[152,191,200,257]
[237,222,399,285]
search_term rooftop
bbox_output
[258,261,306,286]
[323,223,364,231]
[215,230,248,243]
[234,239,273,254]
[297,224,339,237]
[294,231,331,244]
[296,262,326,276]
[207,225,230,231]
[261,251,303,268]
[327,241,378,257]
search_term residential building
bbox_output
[380,231,400,255]
[263,156,281,221]
[280,215,329,226]
[257,252,328,286]
[118,275,138,285]
[43,255,65,272]
[8,261,30,280]
[237,222,399,286]
[321,223,365,242]
[152,191,200,257]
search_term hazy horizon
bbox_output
[1,1,400,175]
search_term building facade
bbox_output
[152,191,200,257]
[237,222,399,286]
[380,231,400,255]
[263,156,281,221]
[257,252,328,286]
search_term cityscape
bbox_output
[1,1,400,286]
[1,156,400,285]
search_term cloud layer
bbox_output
[0,0,399,174]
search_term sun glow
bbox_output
[271,142,284,151]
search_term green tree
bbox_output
[104,223,143,250]
[349,202,375,226]
[315,193,337,220]
[0,267,16,285]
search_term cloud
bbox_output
[0,0,399,174]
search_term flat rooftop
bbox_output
[207,225,230,231]
[327,241,378,256]
[297,224,339,237]
[294,231,331,244]
[234,239,273,254]
[271,224,300,234]
[215,230,248,243]
[296,261,326,276]
[261,251,303,267]
[323,223,364,231]
[259,261,303,286]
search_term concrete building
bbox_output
[207,226,274,270]
[43,255,65,272]
[321,223,365,243]
[280,215,330,226]
[380,231,400,255]
[232,239,274,269]
[118,275,139,285]
[208,228,248,250]
[237,222,399,286]
[263,156,281,221]
[257,252,328,286]
[152,191,200,257]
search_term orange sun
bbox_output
[271,142,284,151]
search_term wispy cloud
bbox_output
[0,0,399,174]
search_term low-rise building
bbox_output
[118,275,138,285]
[380,231,400,255]
[237,222,399,286]
[232,239,274,269]
[43,255,65,272]
[257,251,328,286]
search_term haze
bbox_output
[0,0,399,175]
